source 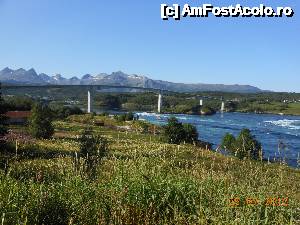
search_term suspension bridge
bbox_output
[1,84,225,113]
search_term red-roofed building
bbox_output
[5,111,31,125]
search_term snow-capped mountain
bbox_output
[0,67,262,93]
[0,67,45,84]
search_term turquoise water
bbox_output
[137,112,300,167]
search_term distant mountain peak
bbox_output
[115,70,125,74]
[82,74,93,79]
[2,67,12,72]
[97,73,108,76]
[0,67,263,93]
[28,68,38,75]
[53,74,65,81]
[110,71,131,81]
[16,68,26,72]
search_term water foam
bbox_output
[264,119,300,130]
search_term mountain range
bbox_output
[0,67,262,93]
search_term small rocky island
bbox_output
[188,105,217,116]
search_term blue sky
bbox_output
[0,0,299,92]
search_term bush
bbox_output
[125,112,134,121]
[221,129,262,160]
[114,114,126,122]
[164,117,199,144]
[51,105,83,120]
[4,96,33,111]
[114,112,135,122]
[221,133,236,151]
[133,120,150,133]
[164,117,186,144]
[99,112,109,116]
[235,129,261,160]
[183,123,198,144]
[225,101,238,112]
[79,128,108,158]
[79,128,109,177]
[29,103,54,139]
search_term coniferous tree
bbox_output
[29,103,54,139]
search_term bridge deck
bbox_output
[1,84,173,93]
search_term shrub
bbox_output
[133,120,150,133]
[164,117,186,144]
[29,103,54,139]
[79,128,109,177]
[125,112,134,121]
[67,114,94,124]
[164,117,200,145]
[235,129,261,160]
[221,133,236,151]
[79,128,108,159]
[99,112,109,116]
[4,96,33,111]
[183,123,198,144]
[114,114,126,122]
[114,112,135,122]
[51,106,83,119]
[221,129,262,160]
[190,105,200,115]
[225,101,238,112]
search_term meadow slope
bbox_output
[0,116,299,224]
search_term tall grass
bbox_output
[0,121,299,224]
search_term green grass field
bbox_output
[0,117,299,224]
[239,102,300,115]
[282,103,300,116]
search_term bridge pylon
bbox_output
[221,101,225,112]
[88,90,93,113]
[158,93,162,113]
